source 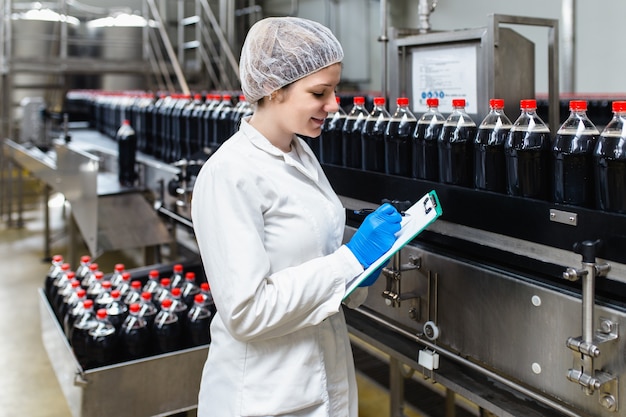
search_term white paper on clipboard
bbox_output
[344,191,442,299]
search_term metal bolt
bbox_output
[599,319,614,334]
[600,394,617,411]
[408,307,418,321]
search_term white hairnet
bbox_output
[239,17,344,103]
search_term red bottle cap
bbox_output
[194,294,205,303]
[353,96,365,105]
[161,299,173,309]
[53,255,64,262]
[161,278,171,286]
[612,101,626,112]
[77,289,86,298]
[452,99,466,108]
[489,98,504,109]
[569,100,587,111]
[149,270,159,279]
[174,264,184,273]
[397,97,409,106]
[131,280,142,290]
[121,272,131,281]
[201,283,210,291]
[111,290,121,299]
[114,264,125,272]
[129,303,140,313]
[185,272,196,281]
[102,281,112,289]
[97,309,108,319]
[426,98,439,107]
[61,263,71,271]
[141,291,152,300]
[520,99,537,110]
[83,299,94,308]
[172,288,181,296]
[373,97,386,106]
[89,263,99,271]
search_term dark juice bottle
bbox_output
[186,294,213,346]
[86,309,120,368]
[594,101,626,213]
[438,98,477,186]
[505,99,551,199]
[215,94,234,144]
[321,96,346,165]
[552,100,599,207]
[413,98,445,180]
[116,120,137,187]
[342,96,368,168]
[474,98,511,192]
[120,303,150,360]
[153,299,182,354]
[70,299,97,369]
[362,97,390,172]
[385,97,417,177]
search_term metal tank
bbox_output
[9,6,81,119]
[85,12,149,91]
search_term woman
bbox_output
[191,16,401,417]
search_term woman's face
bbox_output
[275,63,341,139]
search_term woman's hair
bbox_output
[239,17,344,104]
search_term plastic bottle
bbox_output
[142,269,161,297]
[123,280,143,306]
[80,262,99,290]
[110,263,125,288]
[115,272,132,299]
[180,272,200,307]
[169,264,185,289]
[153,299,182,354]
[200,282,217,316]
[188,94,207,158]
[320,96,346,165]
[208,94,225,146]
[138,291,158,329]
[95,280,114,311]
[438,98,477,186]
[86,309,119,368]
[231,95,253,135]
[385,97,418,177]
[552,100,600,207]
[362,97,391,172]
[87,271,106,301]
[215,94,234,144]
[154,278,172,307]
[186,294,212,347]
[202,94,220,148]
[45,254,64,301]
[119,303,151,360]
[55,276,80,323]
[474,99,512,192]
[64,288,87,339]
[116,120,137,187]
[170,287,189,325]
[50,263,72,308]
[413,98,445,181]
[594,101,626,213]
[70,299,98,369]
[181,93,201,160]
[342,96,369,168]
[505,99,552,199]
[106,289,129,330]
[74,255,91,286]
[148,93,168,156]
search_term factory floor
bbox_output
[0,176,474,417]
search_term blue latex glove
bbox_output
[346,203,402,269]
[358,261,388,287]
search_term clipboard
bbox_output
[344,190,443,299]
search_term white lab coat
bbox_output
[191,119,366,417]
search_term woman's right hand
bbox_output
[346,203,402,268]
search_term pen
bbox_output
[353,208,409,216]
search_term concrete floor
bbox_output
[0,181,426,417]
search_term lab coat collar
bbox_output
[240,118,320,183]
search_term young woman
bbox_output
[191,16,401,416]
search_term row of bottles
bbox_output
[318,96,626,213]
[91,92,253,163]
[44,255,215,369]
